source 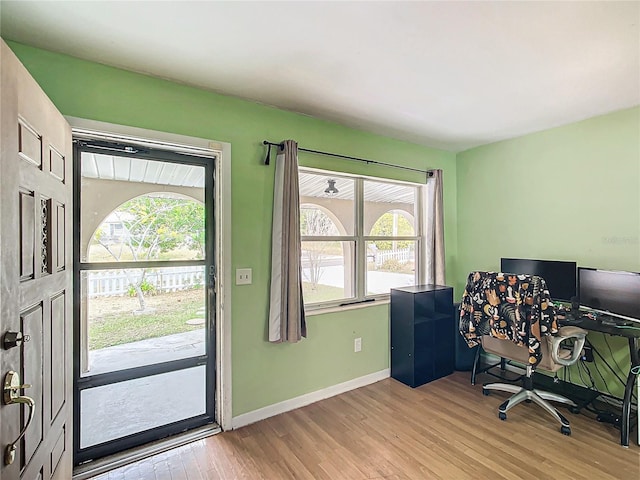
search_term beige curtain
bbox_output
[268,140,307,343]
[424,169,446,285]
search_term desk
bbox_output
[560,313,640,447]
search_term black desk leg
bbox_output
[621,337,639,447]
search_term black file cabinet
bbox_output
[390,285,455,388]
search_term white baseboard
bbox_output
[231,368,390,429]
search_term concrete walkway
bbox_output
[81,365,206,448]
[88,329,206,375]
[81,330,208,448]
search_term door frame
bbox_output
[67,117,232,439]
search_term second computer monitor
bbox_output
[500,258,577,302]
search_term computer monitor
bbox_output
[578,268,640,321]
[500,258,577,302]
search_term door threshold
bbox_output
[72,424,221,479]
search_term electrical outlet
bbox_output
[236,268,252,285]
[354,337,362,353]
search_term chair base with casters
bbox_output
[477,326,587,435]
[483,365,574,435]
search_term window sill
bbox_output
[305,298,390,316]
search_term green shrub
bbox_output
[380,259,403,272]
[128,280,156,297]
[379,259,414,274]
[373,241,411,251]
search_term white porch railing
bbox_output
[374,248,414,267]
[86,267,204,297]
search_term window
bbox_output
[299,169,422,308]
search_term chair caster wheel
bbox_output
[482,388,490,396]
[569,407,580,414]
[561,426,571,436]
[498,412,507,421]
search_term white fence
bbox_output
[374,248,414,267]
[86,267,204,297]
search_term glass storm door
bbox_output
[73,140,216,464]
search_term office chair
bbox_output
[459,271,588,435]
[478,325,587,435]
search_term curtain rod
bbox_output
[262,140,434,178]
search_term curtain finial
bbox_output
[264,143,272,165]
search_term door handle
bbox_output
[3,371,35,466]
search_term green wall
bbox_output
[456,107,640,396]
[6,42,457,416]
[456,107,639,286]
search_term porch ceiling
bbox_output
[81,153,205,188]
[299,172,416,204]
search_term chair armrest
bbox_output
[549,326,588,366]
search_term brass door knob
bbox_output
[3,371,35,465]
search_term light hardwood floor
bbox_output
[90,372,639,479]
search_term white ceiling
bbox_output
[2,1,639,152]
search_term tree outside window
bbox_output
[90,194,205,311]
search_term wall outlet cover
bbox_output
[236,268,252,285]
